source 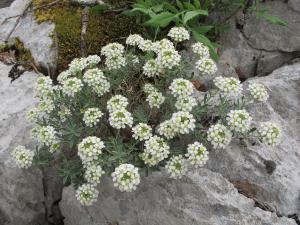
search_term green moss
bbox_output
[32,0,143,74]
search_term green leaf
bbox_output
[163,2,179,13]
[144,12,176,28]
[183,2,196,10]
[176,0,184,11]
[193,0,201,8]
[183,10,208,24]
[192,30,219,61]
[151,3,164,13]
[259,12,288,26]
[191,25,214,34]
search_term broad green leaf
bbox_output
[183,2,196,10]
[144,12,176,28]
[183,10,208,24]
[259,13,288,26]
[194,0,201,8]
[176,0,184,11]
[164,2,179,13]
[151,4,164,13]
[191,25,213,34]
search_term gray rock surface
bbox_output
[71,0,104,6]
[61,169,297,225]
[219,0,300,78]
[0,0,57,75]
[207,63,300,218]
[0,63,44,225]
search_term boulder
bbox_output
[0,0,57,75]
[0,63,44,225]
[207,63,300,218]
[61,169,297,225]
[219,0,300,78]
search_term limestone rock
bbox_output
[207,63,300,218]
[0,63,44,225]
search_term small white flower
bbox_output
[191,42,210,58]
[207,124,232,149]
[165,155,187,179]
[157,120,178,139]
[156,49,181,69]
[112,164,140,192]
[84,164,105,185]
[26,107,40,122]
[11,145,34,169]
[186,142,209,167]
[58,106,71,122]
[105,55,126,70]
[226,109,252,133]
[83,108,103,127]
[214,76,243,100]
[171,111,196,134]
[85,55,101,67]
[126,34,144,46]
[101,42,124,58]
[69,58,87,74]
[146,91,165,109]
[258,122,281,146]
[167,27,190,42]
[132,123,152,141]
[38,98,55,114]
[196,58,217,75]
[142,135,170,166]
[75,184,99,206]
[248,83,269,103]
[169,78,194,97]
[37,126,57,146]
[152,38,175,53]
[109,108,133,129]
[57,70,72,83]
[78,136,105,164]
[35,76,53,98]
[143,83,157,94]
[138,39,153,52]
[30,126,40,139]
[143,59,163,77]
[62,77,83,97]
[175,95,197,112]
[84,68,110,96]
[107,95,129,113]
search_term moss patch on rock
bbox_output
[32,0,144,73]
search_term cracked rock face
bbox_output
[207,63,300,219]
[61,169,297,225]
[0,0,57,75]
[0,63,44,225]
[219,0,300,78]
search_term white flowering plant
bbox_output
[14,27,281,206]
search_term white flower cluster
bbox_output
[226,109,252,133]
[132,123,152,141]
[35,76,53,98]
[258,122,281,146]
[83,68,110,96]
[62,77,83,97]
[142,135,170,166]
[165,155,187,179]
[207,124,232,149]
[167,27,190,42]
[101,43,126,70]
[152,38,174,54]
[146,90,165,109]
[85,55,101,67]
[58,106,71,122]
[107,95,128,112]
[175,96,197,112]
[169,78,194,97]
[75,184,99,206]
[84,164,105,185]
[186,142,209,167]
[83,107,103,127]
[112,164,140,192]
[248,83,269,103]
[196,58,217,75]
[11,145,34,169]
[126,34,143,46]
[57,70,72,83]
[26,107,40,123]
[157,120,177,139]
[214,76,243,100]
[156,49,181,69]
[171,111,196,134]
[38,98,55,114]
[138,39,153,52]
[143,59,163,77]
[78,136,105,165]
[68,58,87,74]
[109,108,133,129]
[192,42,210,58]
[143,83,157,94]
[37,126,57,146]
